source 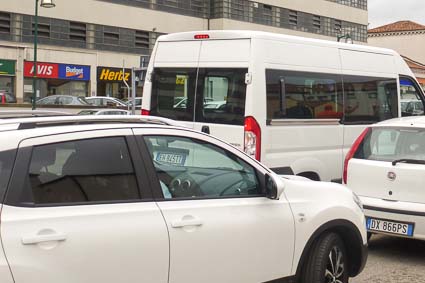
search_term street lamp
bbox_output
[32,0,56,110]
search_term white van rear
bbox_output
[141,30,425,182]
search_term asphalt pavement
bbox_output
[354,234,425,282]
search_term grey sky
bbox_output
[368,0,425,28]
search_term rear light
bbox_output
[244,116,261,161]
[141,109,150,115]
[1,95,5,104]
[343,127,371,184]
[194,34,210,39]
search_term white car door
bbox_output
[0,129,169,283]
[134,128,295,283]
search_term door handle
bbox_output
[171,218,203,228]
[22,233,67,245]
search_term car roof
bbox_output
[375,116,425,128]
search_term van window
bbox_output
[0,150,16,203]
[150,67,247,125]
[197,68,247,125]
[150,68,197,121]
[400,77,425,117]
[266,69,343,120]
[343,76,398,123]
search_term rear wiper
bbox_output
[392,159,425,166]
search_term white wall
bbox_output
[368,33,425,64]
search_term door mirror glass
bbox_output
[265,174,284,200]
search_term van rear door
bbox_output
[149,41,202,129]
[193,39,251,151]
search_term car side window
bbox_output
[143,136,262,199]
[27,137,140,205]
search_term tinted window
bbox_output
[58,97,73,105]
[355,127,425,162]
[0,150,16,202]
[343,76,398,123]
[400,77,425,117]
[197,68,247,125]
[150,68,197,121]
[266,69,343,120]
[28,137,139,204]
[144,136,261,199]
[37,96,57,105]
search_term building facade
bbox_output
[0,0,368,102]
[368,21,425,89]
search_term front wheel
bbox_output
[300,232,349,283]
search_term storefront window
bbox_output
[0,59,16,103]
[23,61,90,103]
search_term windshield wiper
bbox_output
[392,159,425,166]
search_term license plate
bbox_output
[155,152,186,166]
[366,217,414,236]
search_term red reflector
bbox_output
[343,127,371,184]
[194,34,210,39]
[141,109,150,116]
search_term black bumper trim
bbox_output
[364,205,425,217]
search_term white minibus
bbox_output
[141,30,425,182]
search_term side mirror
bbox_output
[265,173,284,200]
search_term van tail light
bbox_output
[343,127,371,184]
[244,116,261,161]
[1,95,5,104]
[141,109,150,116]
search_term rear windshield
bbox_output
[355,127,425,162]
[150,68,247,125]
[0,150,16,202]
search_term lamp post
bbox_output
[32,0,56,110]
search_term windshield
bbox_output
[355,127,425,162]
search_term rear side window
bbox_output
[150,68,197,121]
[266,69,344,120]
[355,127,425,161]
[0,150,16,202]
[343,76,398,123]
[27,137,139,205]
[197,68,247,125]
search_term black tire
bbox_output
[300,232,349,283]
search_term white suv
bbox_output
[344,116,425,240]
[0,115,367,283]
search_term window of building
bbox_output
[266,69,343,120]
[69,21,86,42]
[334,19,342,32]
[104,30,120,44]
[0,12,11,34]
[32,22,50,38]
[135,30,149,49]
[144,136,261,199]
[289,10,298,26]
[27,137,140,205]
[313,15,321,30]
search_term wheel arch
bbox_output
[294,219,367,280]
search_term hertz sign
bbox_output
[97,67,131,82]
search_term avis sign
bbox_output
[24,61,90,81]
[24,62,58,78]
